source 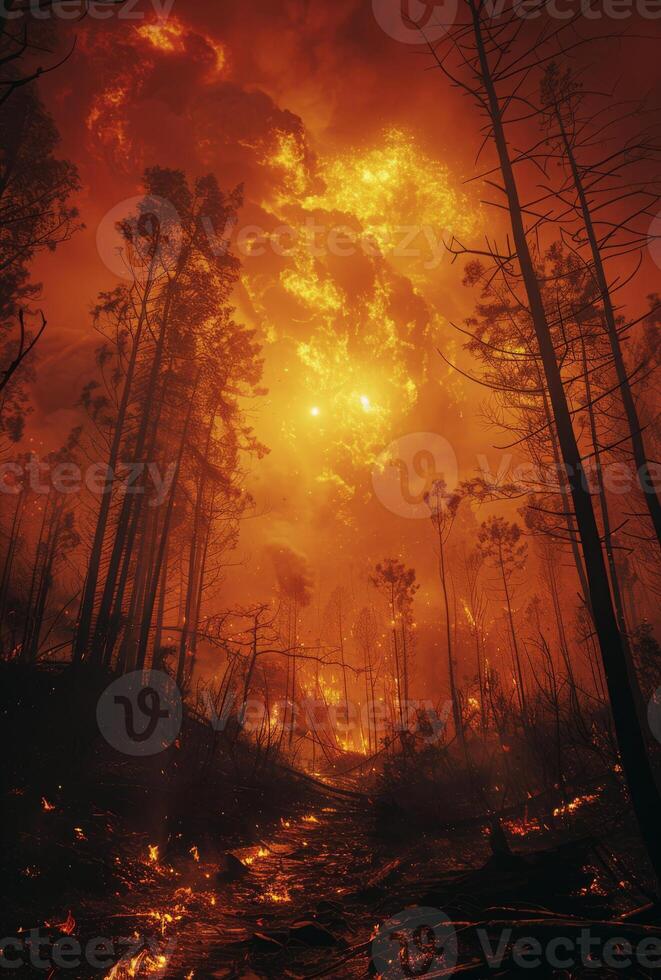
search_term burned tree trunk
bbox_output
[466,0,661,885]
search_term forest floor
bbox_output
[2,662,660,978]
[3,771,659,979]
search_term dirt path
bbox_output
[91,789,480,979]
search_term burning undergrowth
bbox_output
[0,661,318,953]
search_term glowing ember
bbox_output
[553,794,598,818]
[503,815,542,837]
[580,877,608,897]
[262,888,291,904]
[105,948,169,979]
[41,797,55,811]
[147,910,176,936]
[462,600,476,628]
[147,844,159,864]
[53,910,76,935]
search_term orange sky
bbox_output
[26,1,661,668]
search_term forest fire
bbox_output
[137,17,226,73]
[2,1,661,977]
[502,815,543,838]
[136,20,186,54]
[53,910,76,935]
[261,888,292,904]
[105,949,169,980]
[553,795,600,819]
[306,128,478,260]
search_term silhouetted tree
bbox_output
[370,558,418,733]
[425,0,661,883]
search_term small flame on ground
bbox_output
[262,888,291,903]
[105,948,168,979]
[53,910,76,935]
[553,793,598,818]
[503,816,542,837]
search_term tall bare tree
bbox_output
[425,0,661,882]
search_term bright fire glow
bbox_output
[553,793,598,818]
[305,128,477,253]
[136,20,186,53]
[137,17,226,72]
[262,888,291,903]
[253,125,478,507]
